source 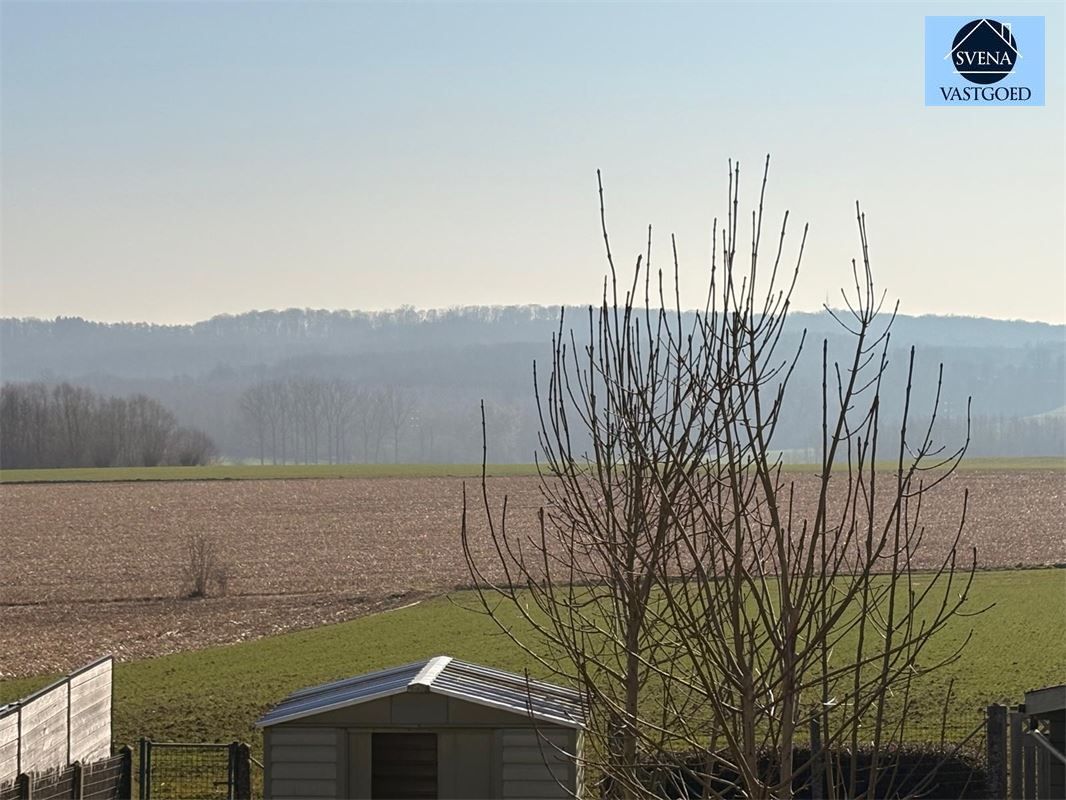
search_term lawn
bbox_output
[1,569,1062,756]
[1,457,1062,483]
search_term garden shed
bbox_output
[1023,684,1065,800]
[257,656,585,800]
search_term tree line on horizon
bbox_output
[1,375,1062,468]
[238,378,418,465]
[0,307,1062,466]
[2,306,1062,383]
[0,382,217,469]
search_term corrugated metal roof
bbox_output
[257,656,584,729]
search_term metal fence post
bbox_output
[138,738,150,800]
[1037,746,1050,800]
[16,773,31,800]
[988,703,1009,799]
[1010,709,1024,799]
[233,743,251,800]
[1023,732,1036,800]
[118,745,134,800]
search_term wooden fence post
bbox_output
[988,703,1009,799]
[118,745,133,800]
[16,773,31,800]
[71,761,83,800]
[1011,709,1024,799]
[233,743,251,800]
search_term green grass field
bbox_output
[1,569,1062,754]
[2,457,1062,483]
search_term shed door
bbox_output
[372,732,438,799]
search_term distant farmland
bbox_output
[0,463,544,483]
[1,467,1063,678]
[1,457,1062,483]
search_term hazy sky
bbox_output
[2,1,1063,324]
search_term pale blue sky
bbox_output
[2,1,1063,323]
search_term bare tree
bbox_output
[263,380,287,465]
[89,396,127,467]
[355,386,388,463]
[462,160,980,800]
[126,393,177,467]
[169,426,218,466]
[1,382,214,469]
[0,382,49,467]
[239,383,271,465]
[180,532,229,598]
[242,377,358,465]
[53,383,95,466]
[321,378,356,464]
[382,384,417,463]
[300,378,325,463]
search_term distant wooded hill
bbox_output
[1,307,1063,463]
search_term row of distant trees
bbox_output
[3,378,1060,469]
[0,382,217,469]
[238,378,417,465]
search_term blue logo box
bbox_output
[925,16,1045,106]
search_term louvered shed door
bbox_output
[372,732,438,799]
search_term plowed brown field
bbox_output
[1,471,1063,678]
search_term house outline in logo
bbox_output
[944,18,1022,80]
[924,15,1044,107]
